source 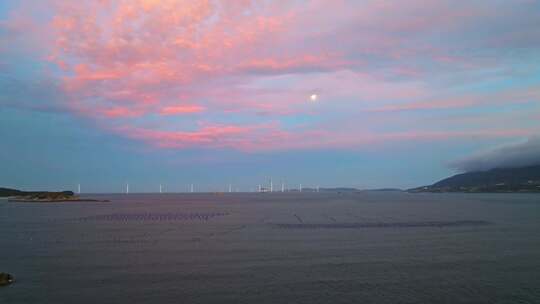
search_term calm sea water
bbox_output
[1,192,539,303]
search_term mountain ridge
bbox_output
[409,165,540,193]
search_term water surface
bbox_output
[1,192,539,303]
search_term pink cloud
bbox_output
[370,85,540,112]
[240,54,350,74]
[159,105,206,115]
[4,0,539,153]
[103,107,144,118]
[116,123,273,150]
[111,121,538,152]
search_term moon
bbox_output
[310,94,318,102]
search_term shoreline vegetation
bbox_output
[0,188,108,202]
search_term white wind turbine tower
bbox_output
[281,181,285,193]
[159,184,163,193]
[77,183,81,194]
[126,183,129,194]
[229,184,232,193]
[299,184,302,192]
[270,178,273,193]
[190,184,194,193]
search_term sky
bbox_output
[1,0,539,193]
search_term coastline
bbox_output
[7,198,109,203]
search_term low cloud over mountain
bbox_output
[450,137,540,172]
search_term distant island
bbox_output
[409,165,540,193]
[300,187,360,192]
[287,187,402,193]
[0,187,108,202]
[361,188,403,192]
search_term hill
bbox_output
[0,187,26,197]
[409,165,540,193]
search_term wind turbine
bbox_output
[126,183,129,194]
[77,183,81,194]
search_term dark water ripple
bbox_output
[275,220,492,229]
[77,212,229,222]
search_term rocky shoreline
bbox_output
[0,273,14,286]
[1,188,108,202]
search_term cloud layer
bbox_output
[451,137,540,172]
[1,0,540,151]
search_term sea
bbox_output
[1,192,539,304]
